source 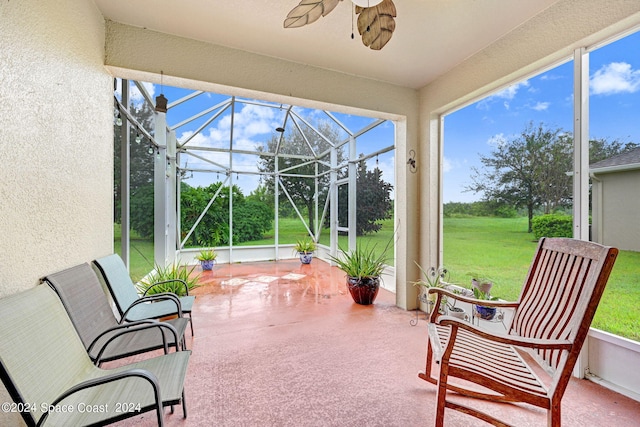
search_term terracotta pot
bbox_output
[346,276,380,305]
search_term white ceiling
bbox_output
[93,0,559,89]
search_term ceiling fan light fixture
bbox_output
[351,0,383,7]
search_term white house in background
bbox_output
[590,147,640,252]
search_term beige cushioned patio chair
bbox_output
[44,263,189,365]
[0,285,190,426]
[93,254,195,336]
[419,237,618,427]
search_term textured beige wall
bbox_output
[1,0,111,423]
[0,0,113,296]
[417,0,640,273]
[104,22,421,309]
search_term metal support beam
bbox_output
[573,47,590,379]
[348,135,357,251]
[330,144,338,259]
[167,130,178,264]
[573,47,590,241]
[154,99,169,267]
[119,80,130,269]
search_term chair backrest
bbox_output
[0,285,96,426]
[44,263,120,350]
[93,254,141,318]
[508,238,617,377]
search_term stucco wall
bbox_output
[592,170,640,252]
[104,22,421,309]
[0,0,112,296]
[0,0,112,423]
[417,0,640,273]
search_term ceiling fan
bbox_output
[284,0,397,50]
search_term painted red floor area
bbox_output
[116,259,640,426]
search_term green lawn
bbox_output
[114,224,155,282]
[238,217,396,265]
[443,216,640,341]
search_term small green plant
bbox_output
[329,242,389,278]
[196,248,217,261]
[137,262,200,296]
[412,263,449,289]
[467,272,494,295]
[472,287,499,302]
[412,263,450,310]
[293,237,316,254]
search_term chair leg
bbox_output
[188,313,194,336]
[548,402,561,427]
[434,367,449,427]
[182,389,188,418]
[418,337,437,384]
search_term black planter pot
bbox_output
[346,276,380,305]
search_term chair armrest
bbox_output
[122,294,183,321]
[427,287,519,322]
[437,316,573,350]
[36,368,162,427]
[88,321,180,365]
[143,279,190,297]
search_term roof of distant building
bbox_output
[590,147,640,172]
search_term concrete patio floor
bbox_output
[116,259,640,426]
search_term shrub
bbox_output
[531,214,573,240]
[137,262,200,296]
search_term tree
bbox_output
[466,122,639,233]
[337,160,394,235]
[589,138,639,163]
[114,102,156,223]
[466,123,572,232]
[257,120,345,233]
[179,182,272,246]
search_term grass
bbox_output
[238,217,396,266]
[443,216,640,341]
[114,223,155,283]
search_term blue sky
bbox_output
[122,83,396,198]
[444,30,640,203]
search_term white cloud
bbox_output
[476,80,529,110]
[493,80,530,100]
[590,62,640,95]
[442,156,452,173]
[531,101,550,111]
[114,79,156,107]
[487,133,507,147]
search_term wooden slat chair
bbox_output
[0,285,190,427]
[418,237,618,427]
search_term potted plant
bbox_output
[137,262,200,296]
[412,263,449,314]
[293,237,317,264]
[468,273,493,295]
[472,287,500,320]
[329,243,389,305]
[196,248,217,271]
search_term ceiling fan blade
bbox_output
[284,0,342,28]
[356,0,396,50]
